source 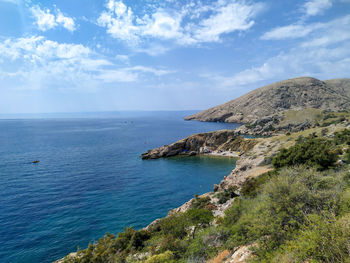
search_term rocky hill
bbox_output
[185,77,350,124]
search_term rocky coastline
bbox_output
[141,130,257,160]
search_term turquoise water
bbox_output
[0,112,238,263]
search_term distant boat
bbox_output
[32,160,40,164]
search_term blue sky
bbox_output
[0,0,349,113]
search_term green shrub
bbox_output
[276,214,350,263]
[334,129,350,145]
[185,208,213,227]
[224,167,345,261]
[216,186,239,204]
[240,171,274,198]
[158,208,213,240]
[156,235,188,258]
[185,227,229,260]
[145,251,175,263]
[223,198,244,227]
[272,137,338,170]
[130,229,151,250]
[191,195,211,209]
[159,213,188,239]
[344,148,350,164]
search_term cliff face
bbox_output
[185,77,350,124]
[141,130,257,159]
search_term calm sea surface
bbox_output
[0,111,239,263]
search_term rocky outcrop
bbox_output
[185,77,350,124]
[324,78,350,98]
[141,130,257,159]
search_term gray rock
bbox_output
[141,130,257,159]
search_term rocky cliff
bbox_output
[141,130,257,159]
[185,77,350,124]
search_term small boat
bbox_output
[32,160,40,164]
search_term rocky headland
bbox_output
[141,130,256,160]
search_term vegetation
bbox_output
[215,186,239,204]
[62,129,350,263]
[190,195,211,209]
[272,135,339,170]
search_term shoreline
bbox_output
[203,150,241,158]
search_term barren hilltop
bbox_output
[185,77,350,124]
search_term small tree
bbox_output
[185,209,213,238]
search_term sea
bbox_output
[0,111,239,263]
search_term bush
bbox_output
[113,227,135,251]
[130,229,151,250]
[216,186,239,204]
[223,167,345,261]
[185,227,229,260]
[159,213,188,239]
[223,198,244,227]
[145,251,175,263]
[272,137,338,170]
[334,129,350,145]
[240,171,273,198]
[344,149,350,164]
[276,214,350,263]
[186,208,213,228]
[191,195,211,209]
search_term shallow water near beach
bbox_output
[0,111,238,263]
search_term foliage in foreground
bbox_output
[63,166,350,263]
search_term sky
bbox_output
[0,0,349,113]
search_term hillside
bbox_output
[185,77,350,124]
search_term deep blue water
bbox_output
[0,112,239,263]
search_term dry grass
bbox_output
[248,166,273,178]
[207,250,231,263]
[281,108,322,125]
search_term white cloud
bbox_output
[127,66,173,76]
[0,36,89,61]
[115,54,130,64]
[204,14,350,89]
[31,6,57,31]
[140,10,184,41]
[135,44,171,56]
[30,5,76,32]
[261,23,323,40]
[96,70,138,83]
[301,15,350,46]
[262,14,350,41]
[97,0,264,48]
[191,2,262,43]
[97,1,138,42]
[0,36,174,90]
[56,10,76,32]
[0,0,20,4]
[262,0,336,40]
[303,0,333,16]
